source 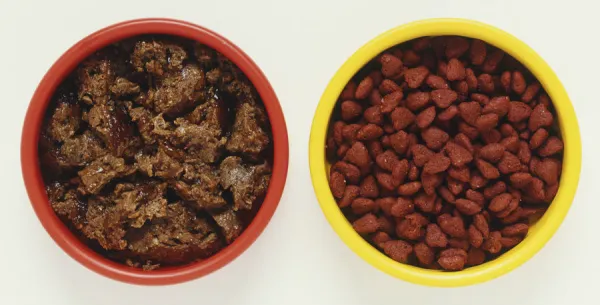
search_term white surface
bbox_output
[1,0,599,304]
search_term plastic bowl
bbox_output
[309,18,581,287]
[22,18,289,285]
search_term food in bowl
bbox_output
[38,35,273,270]
[325,36,563,271]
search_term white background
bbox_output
[1,0,599,304]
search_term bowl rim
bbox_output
[21,18,289,285]
[309,18,581,287]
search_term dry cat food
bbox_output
[326,36,563,270]
[39,36,273,270]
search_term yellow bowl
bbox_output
[309,18,581,287]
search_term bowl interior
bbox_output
[309,18,581,287]
[22,18,288,285]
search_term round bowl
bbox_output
[22,18,289,285]
[309,18,581,287]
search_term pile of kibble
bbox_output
[326,36,563,271]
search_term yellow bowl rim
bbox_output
[308,18,582,287]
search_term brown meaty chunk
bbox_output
[127,106,156,144]
[77,57,114,105]
[59,130,107,166]
[83,195,128,250]
[226,102,270,159]
[125,202,222,264]
[110,77,140,97]
[78,154,134,194]
[219,156,271,210]
[87,101,141,157]
[210,208,243,244]
[48,95,81,142]
[135,146,184,180]
[172,162,226,209]
[131,40,187,77]
[113,181,168,228]
[50,188,87,229]
[170,117,226,163]
[153,64,205,116]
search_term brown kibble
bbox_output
[482,49,504,73]
[426,223,448,247]
[408,162,420,181]
[431,89,458,108]
[380,54,403,78]
[502,223,529,237]
[500,71,511,93]
[522,82,541,103]
[438,214,466,238]
[338,185,360,208]
[534,158,560,185]
[351,197,377,214]
[340,81,357,100]
[390,197,415,218]
[511,71,527,95]
[369,70,383,86]
[448,166,470,183]
[467,248,486,266]
[341,124,361,143]
[498,152,522,174]
[367,140,384,159]
[472,93,490,105]
[398,181,422,196]
[477,74,494,93]
[482,96,510,117]
[353,213,379,234]
[344,142,371,169]
[406,91,431,111]
[468,225,484,248]
[369,88,383,106]
[529,104,554,132]
[402,50,421,67]
[517,141,532,164]
[526,177,546,201]
[332,161,361,184]
[396,213,428,240]
[445,37,470,58]
[415,192,437,213]
[500,123,517,138]
[482,231,502,254]
[475,113,499,132]
[414,242,435,266]
[337,144,350,158]
[489,193,512,212]
[411,144,435,167]
[510,172,533,189]
[500,136,520,154]
[446,58,466,81]
[538,136,564,157]
[390,131,410,155]
[421,127,450,150]
[340,100,362,121]
[437,105,458,121]
[458,101,481,126]
[455,133,474,152]
[381,91,403,113]
[438,248,468,271]
[355,76,374,99]
[375,150,399,172]
[447,177,465,195]
[508,102,532,123]
[392,159,410,185]
[360,175,379,198]
[484,181,506,200]
[423,154,451,174]
[500,236,523,248]
[455,198,482,215]
[438,186,456,203]
[466,189,485,207]
[390,107,415,131]
[356,124,384,141]
[416,106,436,129]
[530,128,549,150]
[376,172,398,191]
[470,171,488,189]
[421,172,443,195]
[465,68,478,91]
[469,39,487,65]
[379,79,401,95]
[448,238,470,251]
[383,240,413,263]
[426,74,449,89]
[481,129,502,144]
[445,141,474,167]
[479,143,505,163]
[404,66,430,88]
[458,122,479,140]
[372,232,391,248]
[473,214,490,238]
[333,121,345,145]
[363,106,384,125]
[329,171,346,198]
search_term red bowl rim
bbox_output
[21,18,289,285]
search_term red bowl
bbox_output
[21,18,289,285]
